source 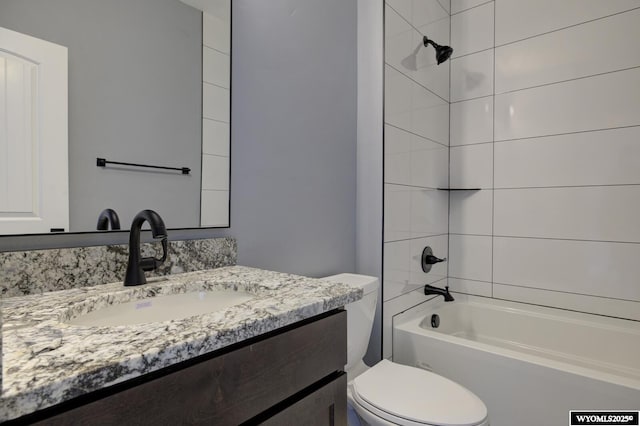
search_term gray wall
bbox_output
[0,0,358,281]
[228,0,357,276]
[0,0,202,231]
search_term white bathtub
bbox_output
[393,294,640,426]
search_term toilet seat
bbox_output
[351,360,488,426]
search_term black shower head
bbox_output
[423,36,453,65]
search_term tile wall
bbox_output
[383,0,451,358]
[448,0,640,320]
[201,4,231,227]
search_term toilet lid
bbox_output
[352,360,487,426]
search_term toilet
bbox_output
[324,273,489,426]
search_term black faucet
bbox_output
[124,209,168,286]
[97,208,121,230]
[424,284,454,302]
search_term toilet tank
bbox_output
[323,273,379,372]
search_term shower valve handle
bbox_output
[421,246,447,273]
[424,254,446,264]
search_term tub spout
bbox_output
[424,284,454,302]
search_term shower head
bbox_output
[423,36,453,65]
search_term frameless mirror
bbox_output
[0,0,230,235]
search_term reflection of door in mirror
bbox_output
[0,27,68,235]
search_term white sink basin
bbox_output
[67,290,255,327]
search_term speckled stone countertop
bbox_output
[0,266,362,422]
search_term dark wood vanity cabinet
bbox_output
[23,310,347,426]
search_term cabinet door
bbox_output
[28,310,346,426]
[260,374,347,426]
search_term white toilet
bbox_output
[324,273,489,426]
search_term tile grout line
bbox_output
[494,64,640,96]
[386,277,448,304]
[493,124,640,143]
[494,6,640,49]
[384,122,450,148]
[385,3,448,41]
[385,233,450,244]
[451,45,494,61]
[203,44,231,57]
[453,62,640,103]
[490,234,640,246]
[435,0,449,16]
[450,0,494,17]
[449,232,640,246]
[385,62,450,104]
[494,183,640,190]
[384,182,447,190]
[492,281,640,305]
[203,80,230,91]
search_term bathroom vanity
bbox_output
[1,266,361,425]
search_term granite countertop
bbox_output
[0,266,362,422]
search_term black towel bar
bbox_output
[96,158,190,175]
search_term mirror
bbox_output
[0,0,230,235]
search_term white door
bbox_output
[0,26,68,235]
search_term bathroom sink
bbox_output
[67,290,255,327]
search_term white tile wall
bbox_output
[385,5,414,74]
[495,0,639,46]
[495,67,640,141]
[449,143,493,189]
[201,154,229,191]
[384,185,448,242]
[451,0,491,15]
[494,237,640,302]
[387,0,449,29]
[384,185,411,240]
[448,2,640,321]
[385,65,450,145]
[437,0,451,15]
[448,234,492,282]
[384,124,449,188]
[203,10,230,54]
[201,8,230,227]
[203,46,230,89]
[493,284,640,322]
[412,85,450,143]
[203,83,230,122]
[384,125,411,183]
[200,190,229,227]
[495,8,640,94]
[449,189,492,235]
[451,1,494,58]
[450,49,494,101]
[202,119,230,157]
[494,187,640,243]
[450,95,493,146]
[410,138,449,188]
[384,0,451,359]
[385,65,413,130]
[448,277,492,297]
[494,127,640,188]
[384,234,448,301]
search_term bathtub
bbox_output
[393,294,640,426]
